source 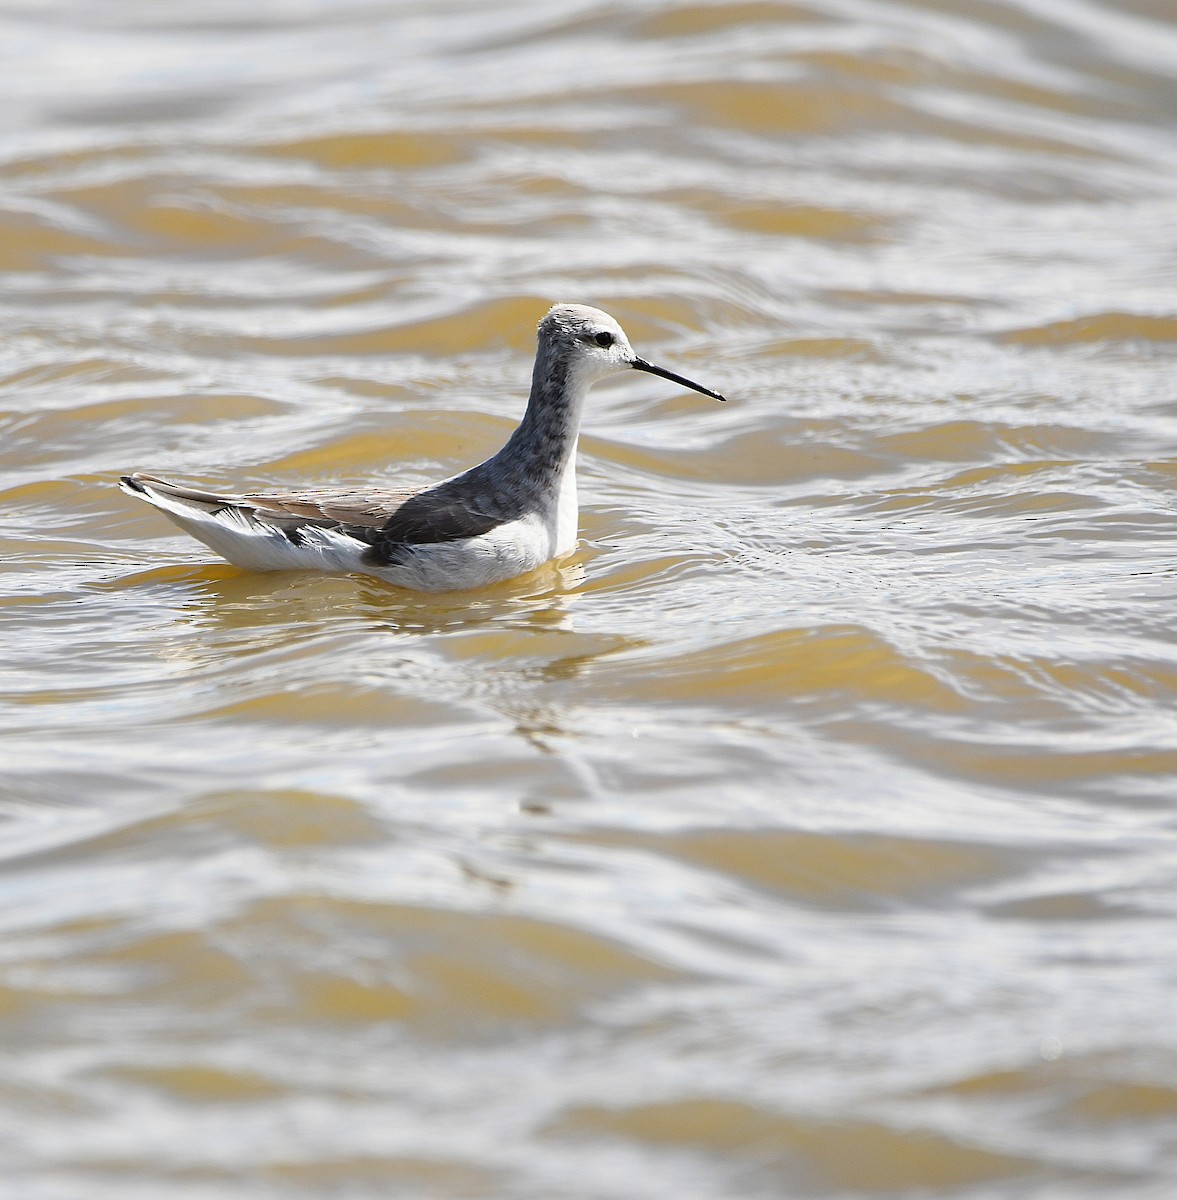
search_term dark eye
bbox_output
[594,331,614,348]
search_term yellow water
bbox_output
[3,1,1177,1196]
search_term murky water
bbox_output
[3,0,1177,1196]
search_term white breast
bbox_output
[372,513,558,592]
[551,454,580,557]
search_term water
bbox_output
[2,1,1177,1197]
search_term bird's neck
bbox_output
[494,349,589,485]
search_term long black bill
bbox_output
[631,357,726,402]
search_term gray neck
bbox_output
[489,343,586,485]
[438,340,588,522]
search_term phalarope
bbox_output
[120,303,725,592]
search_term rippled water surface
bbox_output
[3,0,1177,1196]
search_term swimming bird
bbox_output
[120,303,725,592]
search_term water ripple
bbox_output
[3,0,1177,1196]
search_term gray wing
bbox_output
[239,485,423,529]
[123,473,514,552]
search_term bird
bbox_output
[120,303,726,592]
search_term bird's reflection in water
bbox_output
[115,557,590,639]
[115,557,642,761]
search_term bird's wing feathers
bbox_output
[124,473,510,546]
[239,487,422,529]
[368,487,507,545]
